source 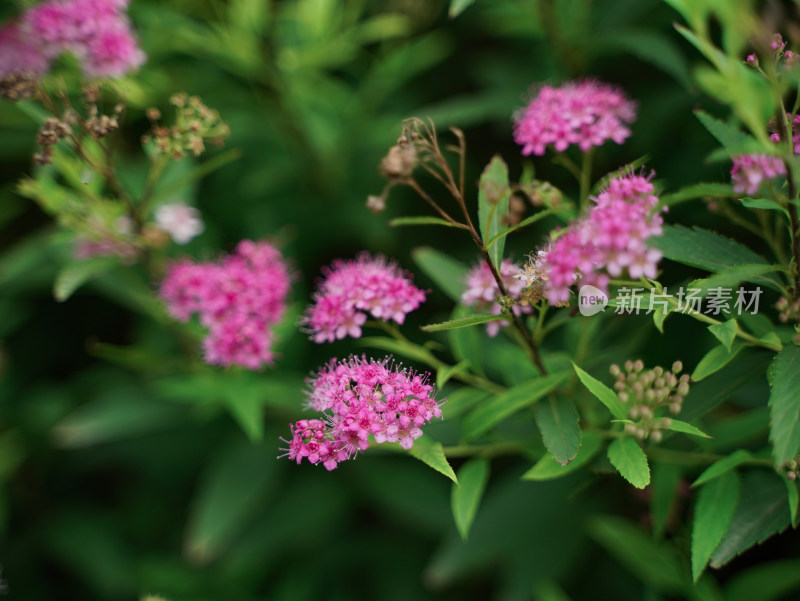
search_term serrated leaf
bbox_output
[412,246,468,303]
[534,396,581,465]
[451,457,489,540]
[448,0,476,18]
[477,155,511,268]
[461,371,569,440]
[691,342,743,381]
[692,471,740,581]
[725,560,800,601]
[659,182,734,207]
[768,345,800,466]
[607,437,650,489]
[740,197,790,220]
[389,216,464,228]
[407,434,458,484]
[708,320,738,351]
[421,313,501,332]
[692,450,753,487]
[694,110,762,157]
[53,257,118,302]
[521,430,603,481]
[710,470,791,567]
[665,419,712,439]
[689,263,785,296]
[572,363,627,420]
[651,462,682,539]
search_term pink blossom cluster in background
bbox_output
[281,356,443,470]
[461,260,533,336]
[730,154,786,195]
[0,0,145,79]
[540,174,664,304]
[513,79,636,156]
[769,113,800,154]
[302,253,426,343]
[160,240,291,369]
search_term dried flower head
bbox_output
[143,95,230,160]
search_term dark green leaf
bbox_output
[421,313,502,332]
[412,246,468,303]
[692,450,753,487]
[694,110,761,157]
[521,430,603,481]
[651,462,682,539]
[448,0,476,18]
[689,263,785,296]
[477,155,511,268]
[607,437,650,489]
[740,197,790,220]
[725,560,800,601]
[659,182,734,207]
[572,363,627,420]
[408,435,458,484]
[665,419,712,439]
[534,396,581,465]
[768,345,800,466]
[708,320,738,351]
[451,457,490,540]
[786,478,799,528]
[692,471,740,581]
[53,257,118,302]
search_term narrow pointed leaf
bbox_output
[54,257,118,302]
[421,313,502,332]
[708,320,738,352]
[664,419,712,439]
[408,435,458,484]
[412,246,468,303]
[572,363,627,420]
[692,449,753,487]
[692,471,740,581]
[451,457,490,540]
[691,342,743,381]
[477,155,511,267]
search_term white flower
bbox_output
[155,203,204,244]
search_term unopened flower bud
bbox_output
[650,430,663,443]
[672,360,683,373]
[610,364,621,376]
[629,405,639,419]
[677,381,690,396]
[380,144,417,179]
[625,423,637,435]
[788,471,797,481]
[660,418,672,429]
[640,405,654,419]
[618,391,629,404]
[633,359,644,372]
[624,360,633,372]
[670,403,681,414]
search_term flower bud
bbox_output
[610,364,621,376]
[677,381,690,396]
[625,423,637,435]
[633,359,644,372]
[672,360,683,373]
[650,430,663,443]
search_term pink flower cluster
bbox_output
[461,260,533,336]
[730,154,786,195]
[0,0,144,79]
[281,356,443,470]
[160,240,291,369]
[769,113,800,154]
[513,80,636,156]
[302,253,426,343]
[540,174,664,304]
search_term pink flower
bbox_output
[279,356,443,470]
[513,80,636,156]
[769,113,800,153]
[539,174,664,304]
[160,240,291,370]
[461,260,533,336]
[0,22,50,77]
[731,154,787,195]
[302,253,426,343]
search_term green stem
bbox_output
[579,148,594,209]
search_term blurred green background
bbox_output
[1,1,797,600]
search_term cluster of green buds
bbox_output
[785,456,800,481]
[144,94,230,160]
[610,359,691,443]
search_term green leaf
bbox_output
[389,216,464,228]
[593,30,691,89]
[421,313,502,332]
[708,320,738,352]
[521,430,603,481]
[651,463,682,539]
[786,478,799,528]
[484,208,555,248]
[53,257,118,302]
[689,263,785,296]
[533,580,574,601]
[659,182,734,207]
[356,336,434,366]
[461,371,569,440]
[768,345,800,466]
[572,363,627,420]
[665,419,712,439]
[184,439,276,564]
[447,304,485,375]
[407,435,458,484]
[710,470,791,567]
[477,155,511,268]
[740,197,790,220]
[691,342,743,382]
[694,110,762,157]
[412,246,468,303]
[587,515,685,593]
[436,360,470,389]
[441,387,491,420]
[534,396,581,465]
[607,437,650,489]
[725,560,800,601]
[448,0,476,18]
[450,457,490,540]
[692,471,740,581]
[692,449,753,487]
[653,303,674,333]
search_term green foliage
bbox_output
[408,435,459,484]
[533,395,581,465]
[477,155,511,267]
[692,471,740,581]
[607,437,651,489]
[768,345,800,466]
[451,457,490,540]
[572,363,628,420]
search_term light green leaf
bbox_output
[484,208,555,249]
[659,182,734,207]
[356,336,433,366]
[692,449,753,487]
[408,435,458,484]
[708,320,738,352]
[451,457,490,540]
[412,246,468,303]
[740,197,790,220]
[694,110,762,157]
[436,360,470,389]
[689,263,785,296]
[53,257,118,302]
[725,560,800,601]
[533,580,574,601]
[691,342,743,382]
[692,471,740,581]
[534,396,581,465]
[461,371,569,440]
[477,155,511,268]
[710,470,791,567]
[441,387,491,420]
[653,303,674,333]
[768,345,800,466]
[665,419,712,439]
[389,216,464,228]
[521,430,603,481]
[448,0,476,18]
[572,363,627,420]
[421,313,502,332]
[607,437,650,489]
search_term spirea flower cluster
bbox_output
[302,254,426,343]
[281,356,443,470]
[730,154,786,195]
[0,0,145,80]
[769,112,800,154]
[461,260,533,336]
[513,80,636,156]
[160,240,291,369]
[538,174,664,304]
